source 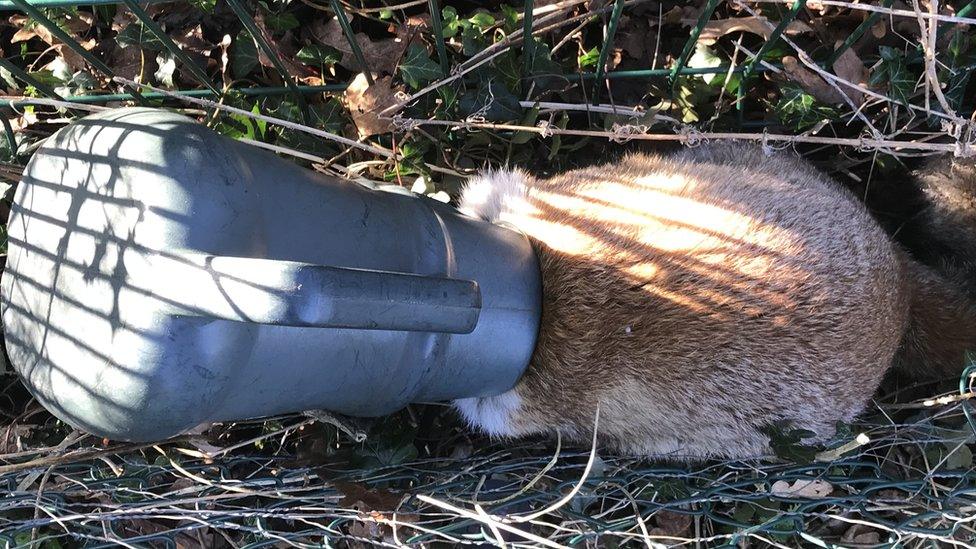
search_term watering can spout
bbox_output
[151,254,482,334]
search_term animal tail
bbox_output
[897,155,976,381]
[907,155,976,296]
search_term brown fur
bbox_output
[454,143,976,460]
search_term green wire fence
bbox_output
[1,0,975,546]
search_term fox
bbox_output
[452,143,976,460]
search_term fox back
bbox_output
[454,144,974,459]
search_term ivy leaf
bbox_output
[870,46,916,106]
[511,107,539,144]
[436,85,459,113]
[941,32,976,114]
[116,22,164,51]
[524,38,561,77]
[399,44,441,89]
[461,23,486,56]
[547,111,569,160]
[687,43,722,84]
[272,97,347,156]
[762,422,819,464]
[230,31,259,79]
[578,46,600,69]
[945,443,974,470]
[775,84,838,131]
[458,77,522,122]
[188,0,216,12]
[216,102,266,141]
[492,50,521,91]
[500,3,519,33]
[441,6,461,38]
[468,11,496,30]
[296,44,342,68]
[263,11,299,33]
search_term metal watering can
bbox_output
[1,107,541,442]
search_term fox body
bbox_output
[453,144,976,460]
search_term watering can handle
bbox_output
[152,254,482,334]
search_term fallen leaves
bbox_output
[344,73,403,138]
[9,12,93,46]
[334,481,404,511]
[698,16,813,46]
[311,16,418,75]
[769,478,833,498]
[831,47,868,103]
[648,509,693,537]
[782,56,848,105]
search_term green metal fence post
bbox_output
[592,0,626,103]
[427,0,449,76]
[328,0,373,85]
[225,0,308,113]
[738,0,807,120]
[521,0,534,81]
[668,0,722,91]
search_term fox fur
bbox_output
[453,143,976,460]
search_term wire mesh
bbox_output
[1,0,975,546]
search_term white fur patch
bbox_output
[458,169,530,223]
[453,389,522,437]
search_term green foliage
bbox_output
[775,84,838,131]
[188,0,216,12]
[762,422,818,463]
[578,46,600,69]
[942,31,976,114]
[296,45,342,68]
[349,422,418,469]
[458,76,522,122]
[230,31,259,78]
[399,45,441,89]
[215,101,267,140]
[869,46,918,106]
[524,38,561,78]
[271,97,347,156]
[116,22,165,51]
[500,3,520,32]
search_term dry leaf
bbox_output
[57,39,97,72]
[9,12,93,45]
[697,16,813,46]
[110,43,155,82]
[871,19,888,39]
[666,5,700,26]
[334,481,403,511]
[770,478,833,498]
[831,45,868,104]
[344,73,401,138]
[648,509,693,537]
[11,21,53,45]
[252,12,315,78]
[842,524,882,544]
[782,56,846,105]
[311,17,416,75]
[615,16,657,65]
